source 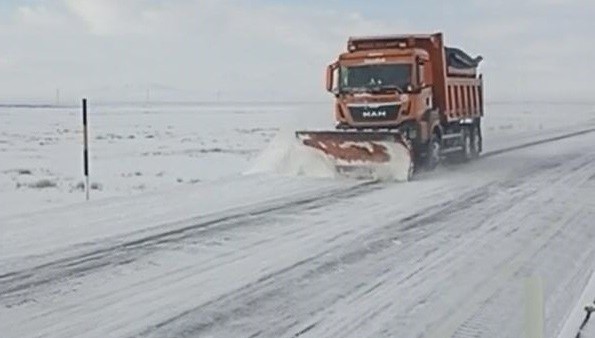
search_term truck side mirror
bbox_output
[326,62,339,93]
[415,57,426,90]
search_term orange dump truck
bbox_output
[297,33,484,179]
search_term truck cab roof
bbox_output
[339,48,430,63]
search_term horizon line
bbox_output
[1,99,594,109]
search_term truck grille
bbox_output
[349,104,400,123]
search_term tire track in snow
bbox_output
[0,181,382,301]
[297,152,595,338]
[137,150,595,338]
[137,184,502,338]
[140,153,581,337]
[4,124,593,299]
[3,127,595,338]
[446,158,595,338]
[481,126,595,158]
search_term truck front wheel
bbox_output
[425,135,441,170]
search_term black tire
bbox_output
[425,134,441,170]
[471,124,482,159]
[461,128,473,162]
[406,159,415,181]
[448,127,472,163]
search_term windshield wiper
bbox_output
[369,84,404,94]
[341,87,368,94]
[342,84,405,94]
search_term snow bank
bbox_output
[245,131,338,178]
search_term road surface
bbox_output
[1,128,595,338]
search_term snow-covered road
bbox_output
[1,126,595,337]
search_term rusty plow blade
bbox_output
[295,131,413,181]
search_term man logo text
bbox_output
[362,110,387,118]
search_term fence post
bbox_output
[82,98,90,201]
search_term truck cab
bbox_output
[326,33,484,166]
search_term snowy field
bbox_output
[1,101,594,217]
[0,103,298,216]
[1,102,595,338]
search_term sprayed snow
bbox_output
[246,134,412,181]
[374,140,411,181]
[244,131,338,178]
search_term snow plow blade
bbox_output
[295,131,413,181]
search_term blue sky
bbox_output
[0,0,593,103]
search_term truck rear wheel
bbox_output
[461,128,473,161]
[448,127,472,163]
[471,124,482,158]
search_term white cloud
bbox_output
[0,0,592,103]
[63,0,152,36]
[0,0,409,103]
[11,3,76,32]
[16,5,63,27]
[0,57,9,69]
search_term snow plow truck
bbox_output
[297,33,484,180]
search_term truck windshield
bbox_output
[340,64,412,93]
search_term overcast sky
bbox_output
[0,0,593,104]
